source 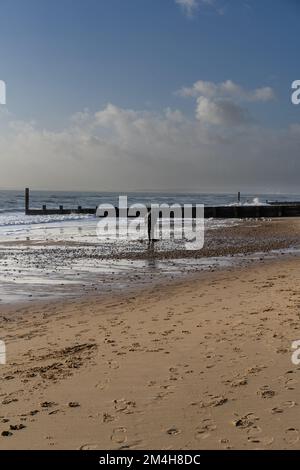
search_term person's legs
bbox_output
[147,209,152,244]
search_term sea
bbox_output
[1,189,299,234]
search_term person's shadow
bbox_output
[146,254,158,269]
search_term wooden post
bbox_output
[238,191,241,204]
[25,187,29,213]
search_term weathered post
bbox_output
[25,188,30,214]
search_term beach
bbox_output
[2,0,300,459]
[0,248,300,449]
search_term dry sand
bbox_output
[0,256,300,449]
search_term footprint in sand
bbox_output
[257,385,276,399]
[166,427,181,436]
[284,428,299,445]
[103,413,116,423]
[247,425,262,438]
[95,378,110,390]
[233,413,259,429]
[111,427,127,444]
[271,400,296,414]
[271,407,284,414]
[284,378,298,390]
[195,419,216,440]
[230,377,248,388]
[113,399,136,414]
[117,439,143,450]
[281,400,297,408]
[79,443,101,450]
[204,396,228,408]
[247,436,274,447]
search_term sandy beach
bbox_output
[1,253,300,450]
[2,0,300,459]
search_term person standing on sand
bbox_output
[145,207,158,245]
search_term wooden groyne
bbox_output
[24,188,300,219]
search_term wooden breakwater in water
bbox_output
[24,188,300,219]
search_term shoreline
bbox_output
[0,218,299,304]
[0,255,300,449]
[0,246,299,315]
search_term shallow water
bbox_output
[0,239,299,304]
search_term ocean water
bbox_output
[0,189,298,244]
[0,189,299,243]
[1,189,300,225]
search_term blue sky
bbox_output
[0,0,300,192]
[0,0,298,127]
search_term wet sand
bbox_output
[0,255,300,449]
[0,218,299,303]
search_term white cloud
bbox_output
[177,79,275,126]
[175,0,198,17]
[195,96,251,126]
[176,0,220,17]
[177,79,275,102]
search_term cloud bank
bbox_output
[0,79,299,193]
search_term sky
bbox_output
[0,0,300,193]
